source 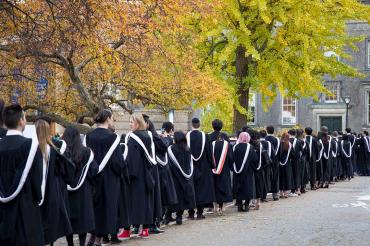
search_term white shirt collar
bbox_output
[6,129,23,136]
[267,134,274,136]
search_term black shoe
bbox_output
[163,217,171,225]
[149,227,165,234]
[273,197,279,201]
[196,214,205,220]
[102,236,110,244]
[261,199,268,203]
[110,237,122,245]
[176,217,183,225]
[187,214,195,220]
[237,204,245,212]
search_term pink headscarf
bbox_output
[238,132,250,144]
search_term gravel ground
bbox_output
[56,176,370,246]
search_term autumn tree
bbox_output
[0,0,224,131]
[196,0,370,132]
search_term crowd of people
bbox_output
[0,101,369,246]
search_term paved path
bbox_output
[57,177,370,246]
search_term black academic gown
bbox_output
[40,146,75,244]
[260,140,273,194]
[265,135,279,194]
[0,135,44,246]
[188,130,216,206]
[168,145,196,211]
[126,130,155,225]
[67,148,99,234]
[117,143,131,229]
[278,144,293,191]
[252,142,264,199]
[321,141,332,183]
[233,143,258,201]
[0,127,7,138]
[157,136,178,213]
[348,134,356,175]
[341,140,353,178]
[356,137,368,176]
[212,140,233,204]
[305,135,318,186]
[290,138,302,191]
[85,128,123,235]
[300,138,309,187]
[331,138,340,178]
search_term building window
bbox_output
[248,93,256,124]
[282,97,297,125]
[324,84,339,103]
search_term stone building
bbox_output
[249,11,370,133]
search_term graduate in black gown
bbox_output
[345,128,355,176]
[363,131,370,175]
[233,132,258,212]
[62,126,99,246]
[321,132,332,188]
[288,129,300,196]
[121,114,156,239]
[187,118,216,219]
[144,117,168,234]
[0,99,7,138]
[35,119,75,246]
[265,126,280,201]
[296,129,308,193]
[0,104,44,246]
[356,133,369,176]
[278,133,294,198]
[305,127,319,190]
[331,131,341,181]
[208,119,230,143]
[340,134,353,180]
[211,132,233,214]
[157,122,178,225]
[84,109,124,245]
[168,131,196,224]
[260,130,274,202]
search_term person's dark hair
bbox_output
[288,129,296,136]
[192,118,200,129]
[266,125,275,134]
[281,132,290,151]
[162,121,174,133]
[241,125,250,132]
[35,115,52,125]
[94,109,112,124]
[212,119,223,132]
[364,131,369,136]
[342,134,349,141]
[321,126,329,133]
[147,120,157,135]
[62,126,84,165]
[3,104,24,129]
[174,131,188,150]
[296,129,304,138]
[305,127,313,135]
[345,128,351,133]
[338,131,343,135]
[0,99,5,127]
[259,130,267,138]
[249,130,259,146]
[142,114,150,123]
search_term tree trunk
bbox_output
[233,45,250,133]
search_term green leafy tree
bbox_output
[196,0,370,132]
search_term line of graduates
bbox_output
[0,101,366,246]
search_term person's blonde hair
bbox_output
[130,113,147,131]
[36,119,55,162]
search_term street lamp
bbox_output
[344,96,351,129]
